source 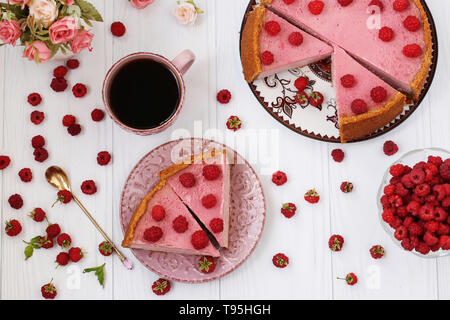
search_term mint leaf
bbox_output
[83,263,105,287]
[75,0,103,22]
[24,245,34,260]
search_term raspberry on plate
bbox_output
[331,149,345,162]
[328,234,344,252]
[383,140,398,156]
[8,194,23,209]
[288,32,303,46]
[111,22,126,37]
[0,155,11,170]
[295,91,308,104]
[261,50,274,65]
[294,77,309,91]
[97,151,112,166]
[62,114,76,127]
[31,135,45,148]
[304,189,320,204]
[34,147,49,162]
[217,89,232,104]
[308,0,324,15]
[30,110,45,125]
[390,164,405,177]
[72,83,87,98]
[272,170,287,186]
[370,245,385,259]
[264,20,281,36]
[5,219,22,237]
[81,180,97,195]
[281,202,297,218]
[27,93,42,106]
[66,59,80,69]
[172,215,189,233]
[226,115,242,131]
[309,91,324,107]
[53,65,68,78]
[18,168,33,182]
[152,278,171,296]
[198,256,216,274]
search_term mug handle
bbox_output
[172,50,195,75]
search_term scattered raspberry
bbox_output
[99,241,113,256]
[152,278,171,296]
[56,252,70,266]
[40,236,54,249]
[379,26,394,42]
[203,164,221,181]
[91,108,105,122]
[288,32,303,46]
[304,189,320,204]
[18,168,33,182]
[403,16,421,32]
[66,59,80,69]
[97,151,111,166]
[264,20,281,36]
[8,194,23,209]
[179,172,196,188]
[308,0,324,15]
[383,140,398,156]
[0,155,11,170]
[283,0,295,4]
[54,190,72,205]
[53,65,68,78]
[72,83,87,98]
[272,253,289,268]
[309,91,324,107]
[198,256,216,274]
[144,226,163,242]
[191,230,209,249]
[340,182,354,193]
[281,203,297,218]
[261,51,274,65]
[328,234,344,252]
[369,0,384,12]
[46,223,61,238]
[370,245,385,259]
[31,135,45,148]
[67,123,82,136]
[226,115,242,131]
[5,219,22,236]
[216,89,232,104]
[30,110,45,125]
[351,99,368,115]
[111,21,126,37]
[29,208,46,222]
[57,233,72,248]
[201,194,217,209]
[210,218,224,233]
[68,247,83,262]
[295,91,308,104]
[370,86,387,103]
[294,77,309,91]
[331,149,345,163]
[338,273,357,285]
[272,171,287,186]
[62,114,76,127]
[340,74,355,88]
[393,0,409,12]
[81,180,97,195]
[50,77,68,92]
[172,215,189,233]
[33,147,49,162]
[41,281,57,299]
[27,93,42,106]
[390,164,405,177]
[403,44,422,58]
[337,0,353,7]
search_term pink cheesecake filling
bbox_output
[266,0,426,93]
[131,184,219,257]
[258,10,333,79]
[332,46,398,118]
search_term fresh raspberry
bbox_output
[0,155,11,170]
[419,204,435,221]
[394,226,408,240]
[381,208,395,223]
[29,208,46,222]
[270,253,290,269]
[288,32,303,46]
[226,115,242,131]
[111,21,126,37]
[72,83,87,98]
[396,183,409,198]
[295,91,308,104]
[389,194,403,208]
[283,0,295,4]
[415,242,430,255]
[370,245,385,259]
[390,164,405,177]
[281,202,297,218]
[414,183,430,196]
[210,218,224,233]
[331,149,345,163]
[50,77,68,92]
[370,86,387,103]
[444,198,450,208]
[440,235,450,250]
[435,208,448,223]
[56,252,70,266]
[401,238,414,251]
[328,234,344,252]
[368,0,384,12]
[30,110,45,125]
[424,220,439,233]
[203,164,221,181]
[201,194,217,209]
[144,226,163,242]
[272,171,287,186]
[191,230,209,249]
[81,180,97,195]
[338,273,357,286]
[97,151,111,166]
[18,168,33,182]
[393,0,409,12]
[31,135,45,148]
[62,114,76,127]
[340,74,355,88]
[68,247,83,262]
[304,189,320,204]
[428,155,443,167]
[383,140,398,156]
[406,201,420,216]
[5,219,22,237]
[40,236,54,249]
[403,44,422,58]
[172,215,189,233]
[309,91,324,107]
[384,184,396,196]
[53,65,68,78]
[46,223,61,238]
[27,93,42,106]
[261,51,274,65]
[91,108,105,121]
[151,205,165,221]
[179,172,196,188]
[99,241,113,256]
[41,281,57,299]
[439,164,450,181]
[396,205,408,217]
[8,194,23,209]
[340,182,354,193]
[403,216,414,227]
[57,233,71,248]
[198,256,216,274]
[54,190,72,205]
[264,21,281,36]
[34,147,49,162]
[403,16,421,32]
[410,168,426,185]
[67,123,82,136]
[337,0,353,7]
[351,99,368,115]
[294,77,309,91]
[308,0,324,15]
[438,223,450,236]
[152,278,171,296]
[379,27,394,42]
[216,89,231,104]
[66,59,80,69]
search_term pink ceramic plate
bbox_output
[120,138,266,283]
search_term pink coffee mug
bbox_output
[102,50,195,135]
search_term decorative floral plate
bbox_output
[240,0,438,143]
[120,138,266,283]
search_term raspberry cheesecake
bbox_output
[333,47,407,142]
[241,6,333,82]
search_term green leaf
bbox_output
[24,245,34,260]
[75,0,103,22]
[83,263,105,288]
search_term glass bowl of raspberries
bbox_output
[378,148,450,258]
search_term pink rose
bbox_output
[130,0,154,9]
[7,0,30,9]
[0,20,21,46]
[61,0,75,5]
[49,16,77,44]
[70,30,93,54]
[23,41,51,63]
[173,2,198,25]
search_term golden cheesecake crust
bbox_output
[241,6,265,83]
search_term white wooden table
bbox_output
[0,0,449,300]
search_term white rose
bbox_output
[173,2,197,26]
[29,0,59,28]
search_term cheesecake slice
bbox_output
[241,5,333,82]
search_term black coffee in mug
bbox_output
[108,58,180,130]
